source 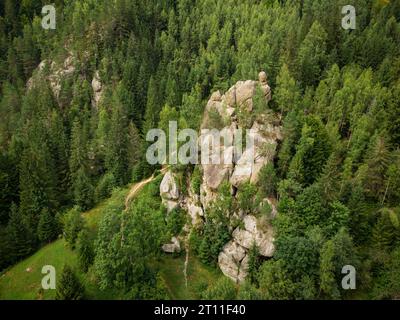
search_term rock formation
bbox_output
[160,71,282,283]
[27,54,76,102]
[27,54,104,108]
[160,171,180,212]
[162,236,181,253]
[91,70,103,108]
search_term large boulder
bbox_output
[235,80,257,111]
[232,215,275,257]
[160,171,179,212]
[229,148,254,187]
[162,237,181,253]
[199,125,236,192]
[229,121,281,187]
[160,171,179,200]
[187,202,204,225]
[91,70,103,108]
[218,241,248,283]
[218,214,275,282]
[223,85,236,107]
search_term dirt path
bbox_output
[183,229,192,288]
[121,167,168,246]
[124,167,168,210]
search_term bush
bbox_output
[63,207,84,249]
[207,109,226,130]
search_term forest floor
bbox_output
[0,170,219,300]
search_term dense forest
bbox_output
[0,0,400,300]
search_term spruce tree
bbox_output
[69,120,94,210]
[48,109,70,207]
[127,121,142,180]
[247,243,261,285]
[297,21,328,88]
[105,93,129,186]
[0,151,19,225]
[77,229,94,273]
[142,77,161,135]
[6,203,33,261]
[288,116,331,186]
[363,135,391,200]
[37,209,57,243]
[320,240,340,299]
[55,265,84,300]
[274,64,301,114]
[73,167,94,211]
[19,120,58,233]
[64,207,84,249]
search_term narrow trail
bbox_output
[124,167,168,210]
[183,230,192,288]
[121,167,168,246]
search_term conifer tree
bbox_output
[142,77,161,135]
[247,243,261,285]
[77,229,94,273]
[37,209,57,243]
[297,21,328,87]
[105,94,129,186]
[48,110,70,207]
[320,239,340,299]
[0,151,19,225]
[55,265,84,300]
[274,64,301,114]
[288,116,331,186]
[69,119,94,210]
[363,135,391,200]
[127,121,142,179]
[6,203,33,261]
[19,122,58,233]
[64,207,84,249]
[372,208,399,250]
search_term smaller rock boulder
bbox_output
[162,237,181,253]
[160,171,179,200]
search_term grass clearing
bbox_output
[158,254,221,300]
[0,239,75,300]
[0,182,221,300]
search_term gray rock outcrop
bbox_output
[162,237,181,253]
[27,54,76,102]
[91,70,103,108]
[160,171,180,212]
[159,72,281,283]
